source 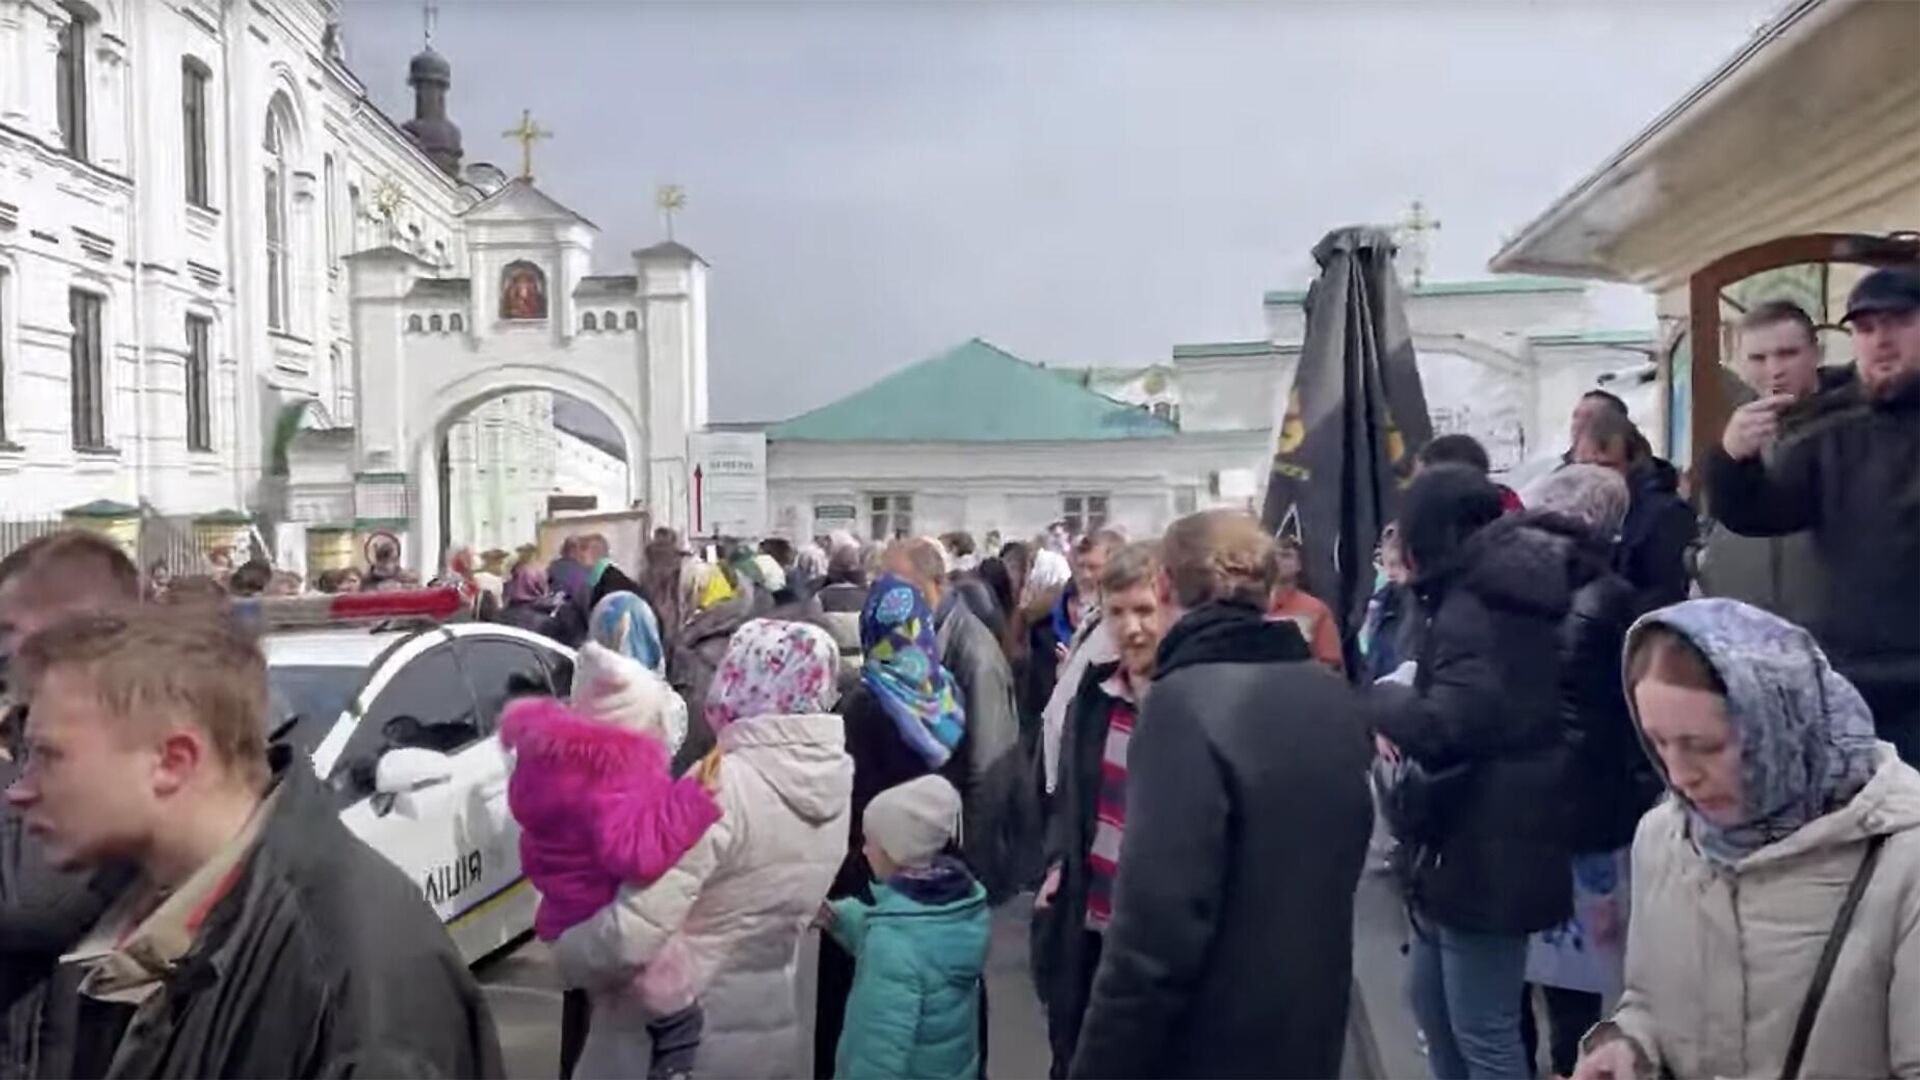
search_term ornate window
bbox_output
[603,310,617,330]
[183,60,212,206]
[581,312,598,332]
[0,268,9,444]
[69,290,106,450]
[185,315,212,451]
[56,4,93,160]
[263,97,295,332]
[623,310,638,330]
[407,314,424,333]
[449,313,465,332]
[429,314,444,333]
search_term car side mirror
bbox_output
[375,746,454,797]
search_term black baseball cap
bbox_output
[1841,266,1920,325]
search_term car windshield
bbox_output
[266,664,363,755]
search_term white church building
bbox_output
[0,0,690,569]
[761,274,1660,544]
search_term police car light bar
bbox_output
[236,586,468,631]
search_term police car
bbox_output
[252,588,571,965]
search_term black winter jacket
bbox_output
[1068,602,1372,1079]
[1034,660,1125,1070]
[1703,376,1920,730]
[1555,532,1661,854]
[1618,458,1697,612]
[1373,512,1576,934]
[63,747,501,1079]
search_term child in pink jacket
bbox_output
[501,642,720,1079]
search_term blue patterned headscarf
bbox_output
[1626,599,1881,867]
[860,574,966,768]
[589,591,666,674]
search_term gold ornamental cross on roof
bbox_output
[503,109,552,181]
[657,184,687,240]
[1396,200,1442,288]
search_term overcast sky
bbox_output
[343,0,1776,424]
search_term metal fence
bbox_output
[0,509,223,574]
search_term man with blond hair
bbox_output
[1069,511,1372,1078]
[6,608,500,1077]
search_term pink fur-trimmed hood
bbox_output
[501,696,720,942]
[500,695,668,782]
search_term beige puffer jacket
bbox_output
[552,713,852,1080]
[1608,743,1920,1079]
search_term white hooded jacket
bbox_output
[552,712,853,1080]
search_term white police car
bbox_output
[254,588,573,964]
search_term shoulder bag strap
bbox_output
[1780,832,1889,1080]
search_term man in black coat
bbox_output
[7,607,501,1079]
[1572,410,1696,611]
[1068,512,1372,1080]
[1706,267,1920,762]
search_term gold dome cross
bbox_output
[502,109,552,181]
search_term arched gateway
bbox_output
[313,179,708,572]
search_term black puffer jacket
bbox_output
[1374,508,1576,934]
[1555,529,1662,854]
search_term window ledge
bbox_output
[186,202,219,222]
[74,446,120,459]
[0,441,24,457]
[269,329,313,347]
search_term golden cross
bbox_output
[502,109,552,181]
[656,184,686,241]
[1396,200,1443,288]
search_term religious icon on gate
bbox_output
[500,261,547,321]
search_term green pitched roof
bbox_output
[1525,328,1656,346]
[1263,274,1586,306]
[1172,340,1278,359]
[769,339,1177,443]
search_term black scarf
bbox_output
[1153,600,1311,680]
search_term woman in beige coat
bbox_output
[1573,599,1920,1080]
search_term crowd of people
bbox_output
[0,267,1913,1080]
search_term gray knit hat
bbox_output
[864,775,963,867]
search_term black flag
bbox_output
[1260,226,1432,676]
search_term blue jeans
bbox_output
[1408,920,1531,1080]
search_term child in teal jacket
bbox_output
[826,775,990,1080]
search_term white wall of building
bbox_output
[0,0,475,520]
[766,431,1267,544]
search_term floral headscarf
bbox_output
[705,618,842,731]
[1625,599,1881,867]
[860,574,966,768]
[590,591,666,674]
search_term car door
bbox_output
[334,637,512,959]
[445,632,564,953]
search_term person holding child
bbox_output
[501,642,718,1079]
[552,619,854,1079]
